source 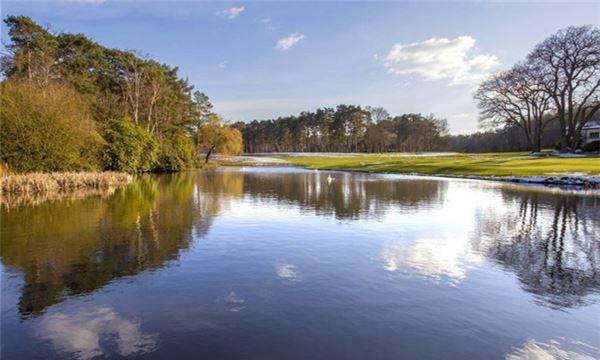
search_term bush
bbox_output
[0,81,103,172]
[155,135,195,172]
[582,140,600,153]
[102,118,158,173]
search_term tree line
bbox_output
[0,16,242,173]
[233,106,450,153]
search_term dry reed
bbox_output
[0,172,132,198]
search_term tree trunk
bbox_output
[27,49,32,80]
[204,145,216,164]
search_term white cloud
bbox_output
[380,237,478,282]
[449,112,471,119]
[217,6,245,21]
[259,18,272,24]
[275,33,305,52]
[218,61,227,69]
[383,36,499,86]
[66,0,106,3]
[38,307,157,360]
[275,263,299,281]
[225,291,245,312]
[506,338,599,360]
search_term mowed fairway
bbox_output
[274,153,600,177]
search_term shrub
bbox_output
[155,135,195,172]
[0,81,103,172]
[582,140,600,153]
[102,117,158,173]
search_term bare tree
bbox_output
[528,25,600,152]
[122,52,146,125]
[144,62,165,134]
[365,106,390,123]
[475,64,553,152]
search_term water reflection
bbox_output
[1,167,600,359]
[1,166,599,324]
[506,338,599,360]
[473,190,600,308]
[237,168,444,219]
[37,306,157,360]
[274,263,300,282]
[1,175,199,317]
[381,236,481,283]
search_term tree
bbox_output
[197,114,243,163]
[528,25,600,151]
[54,33,105,96]
[365,106,390,123]
[1,16,207,173]
[193,91,213,125]
[0,81,103,172]
[2,16,57,85]
[475,64,553,152]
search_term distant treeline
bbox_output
[233,107,450,153]
[232,105,571,153]
[0,16,241,174]
[447,121,565,153]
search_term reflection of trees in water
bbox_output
[473,191,600,308]
[0,174,200,317]
[236,171,443,219]
[193,169,245,238]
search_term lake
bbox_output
[1,166,599,359]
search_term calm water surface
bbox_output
[1,167,599,359]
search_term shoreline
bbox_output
[214,160,600,190]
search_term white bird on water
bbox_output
[327,175,334,184]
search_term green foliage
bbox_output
[2,16,57,83]
[2,15,208,174]
[0,81,103,172]
[102,118,158,173]
[156,135,195,172]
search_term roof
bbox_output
[583,120,600,130]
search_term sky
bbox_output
[2,1,599,134]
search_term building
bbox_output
[581,120,600,145]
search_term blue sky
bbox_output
[2,1,599,133]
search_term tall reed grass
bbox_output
[1,172,132,196]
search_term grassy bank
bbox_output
[270,153,600,178]
[1,172,132,205]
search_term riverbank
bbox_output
[0,172,132,206]
[218,152,600,188]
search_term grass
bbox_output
[271,152,600,177]
[1,172,132,195]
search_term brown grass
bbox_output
[1,172,132,201]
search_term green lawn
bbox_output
[271,153,600,177]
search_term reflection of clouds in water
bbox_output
[381,237,481,282]
[38,306,157,360]
[225,291,245,312]
[506,338,599,360]
[275,263,299,281]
